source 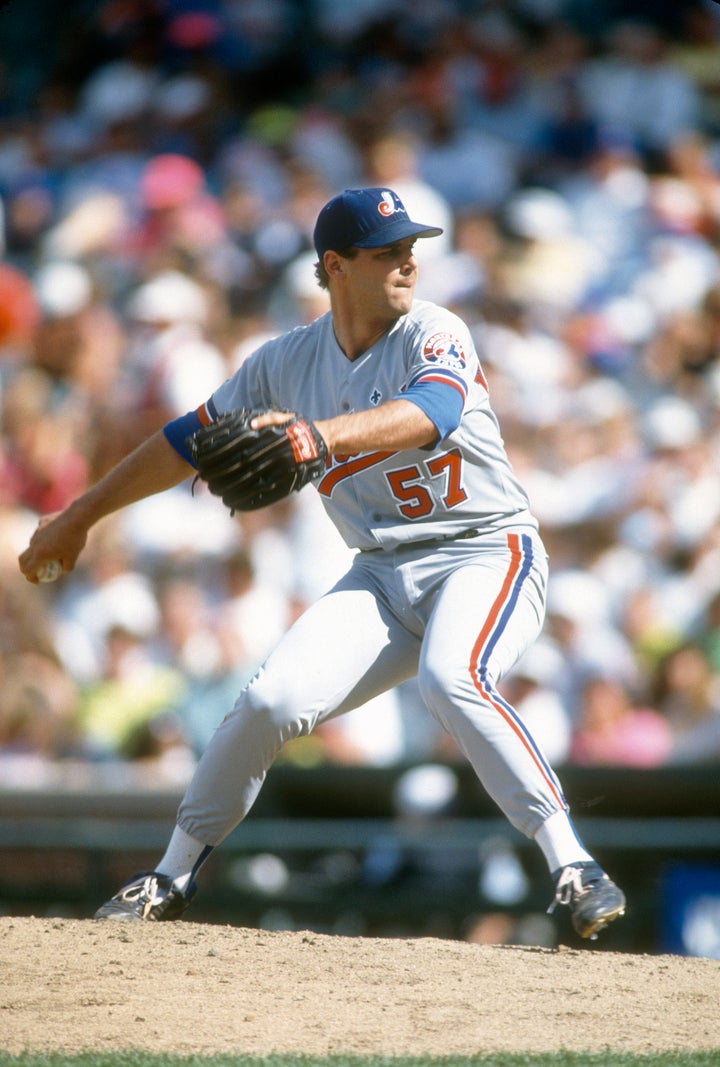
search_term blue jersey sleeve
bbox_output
[163,408,205,468]
[395,379,464,445]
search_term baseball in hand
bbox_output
[37,560,63,583]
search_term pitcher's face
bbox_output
[346,238,418,320]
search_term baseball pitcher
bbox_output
[20,187,625,938]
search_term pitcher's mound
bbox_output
[2,917,718,1056]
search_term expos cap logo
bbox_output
[377,190,405,217]
[423,332,466,369]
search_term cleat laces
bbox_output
[547,865,586,915]
[119,874,167,919]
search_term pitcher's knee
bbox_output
[417,660,456,715]
[240,679,319,743]
[418,657,499,732]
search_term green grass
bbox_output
[0,1054,718,1067]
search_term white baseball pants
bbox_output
[177,527,567,844]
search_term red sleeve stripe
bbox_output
[415,372,468,402]
[410,367,468,397]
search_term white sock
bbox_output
[534,810,593,875]
[156,825,209,890]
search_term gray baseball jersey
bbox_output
[205,300,538,550]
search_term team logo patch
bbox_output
[422,332,467,369]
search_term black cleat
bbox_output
[94,871,196,922]
[547,862,626,939]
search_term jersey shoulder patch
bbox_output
[422,332,467,370]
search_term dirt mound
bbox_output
[2,916,718,1056]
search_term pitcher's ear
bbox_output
[324,250,346,279]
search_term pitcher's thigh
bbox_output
[250,579,420,728]
[420,556,546,703]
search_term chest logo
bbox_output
[370,388,382,406]
[423,332,466,369]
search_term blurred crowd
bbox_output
[2,0,720,787]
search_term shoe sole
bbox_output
[577,901,626,939]
[94,907,144,921]
[93,896,191,922]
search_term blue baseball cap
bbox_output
[313,187,443,259]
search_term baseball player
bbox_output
[19,187,625,939]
